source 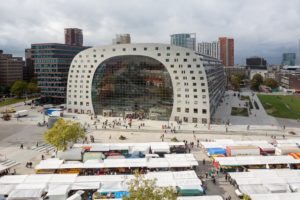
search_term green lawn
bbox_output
[0,98,27,107]
[231,107,249,117]
[257,94,300,119]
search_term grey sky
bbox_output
[0,0,300,64]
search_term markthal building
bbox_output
[66,44,225,124]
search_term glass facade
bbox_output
[92,55,173,120]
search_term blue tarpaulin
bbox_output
[206,148,226,156]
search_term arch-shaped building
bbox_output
[66,43,225,123]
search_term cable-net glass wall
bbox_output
[92,55,173,120]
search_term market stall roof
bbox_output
[215,155,300,166]
[249,193,300,200]
[57,148,82,161]
[147,158,169,168]
[35,158,64,170]
[98,181,127,192]
[59,161,83,169]
[239,184,270,195]
[0,184,16,195]
[83,160,103,168]
[0,175,27,184]
[23,174,53,184]
[8,188,45,199]
[47,184,70,196]
[48,174,78,184]
[71,182,101,190]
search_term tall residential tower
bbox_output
[198,41,220,59]
[64,28,83,47]
[219,37,234,67]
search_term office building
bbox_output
[112,34,131,44]
[197,41,220,59]
[67,43,226,124]
[246,57,267,69]
[170,33,196,51]
[219,37,234,67]
[0,50,23,86]
[23,48,35,82]
[32,43,87,103]
[282,53,296,66]
[64,28,83,47]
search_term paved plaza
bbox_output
[0,97,300,199]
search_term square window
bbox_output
[183,59,187,62]
[112,48,116,51]
[192,118,198,123]
[188,65,191,68]
[155,47,159,50]
[192,77,195,80]
[202,109,207,114]
[157,53,161,56]
[186,52,190,56]
[194,95,198,98]
[202,89,205,92]
[166,59,169,62]
[177,107,181,112]
[133,48,136,51]
[194,108,198,113]
[176,53,180,56]
[185,108,189,113]
[170,64,174,68]
[123,48,126,51]
[144,47,147,51]
[197,64,200,68]
[167,46,170,50]
[190,71,194,74]
[193,89,197,92]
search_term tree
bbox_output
[250,74,264,91]
[26,82,39,94]
[123,172,177,200]
[229,75,241,91]
[264,78,278,89]
[44,118,85,150]
[10,80,27,98]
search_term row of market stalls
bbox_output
[72,142,187,156]
[35,153,198,174]
[213,155,300,171]
[0,171,206,200]
[228,169,300,199]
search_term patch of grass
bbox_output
[257,94,300,119]
[0,98,27,107]
[231,107,249,117]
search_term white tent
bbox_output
[47,184,70,200]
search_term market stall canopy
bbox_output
[177,196,223,200]
[57,148,83,161]
[35,158,63,170]
[249,193,300,200]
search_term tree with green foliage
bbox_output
[264,78,278,89]
[229,75,241,91]
[250,74,264,91]
[44,118,85,151]
[26,82,39,94]
[10,80,27,98]
[123,172,177,200]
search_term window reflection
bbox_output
[92,55,173,120]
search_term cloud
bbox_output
[0,0,300,64]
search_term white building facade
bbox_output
[66,43,225,124]
[197,41,220,59]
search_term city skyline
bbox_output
[1,0,300,64]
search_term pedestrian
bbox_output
[13,169,16,175]
[36,142,39,147]
[203,159,206,165]
[41,155,44,160]
[20,144,23,149]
